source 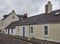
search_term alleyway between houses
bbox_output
[0,34,34,44]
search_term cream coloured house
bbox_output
[0,10,25,33]
[5,1,60,43]
[0,20,3,33]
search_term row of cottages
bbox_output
[5,1,60,43]
[0,10,27,33]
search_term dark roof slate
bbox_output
[1,13,23,21]
[5,9,60,29]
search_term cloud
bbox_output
[10,0,47,16]
[0,0,60,20]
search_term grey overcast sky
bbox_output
[0,0,60,20]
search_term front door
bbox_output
[23,27,25,37]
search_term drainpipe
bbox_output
[28,24,30,40]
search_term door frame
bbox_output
[23,27,25,37]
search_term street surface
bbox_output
[0,34,33,44]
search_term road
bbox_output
[0,34,33,44]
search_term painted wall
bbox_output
[0,21,3,33]
[3,12,19,28]
[0,12,19,34]
[30,25,44,39]
[13,29,17,35]
[5,23,60,42]
[15,26,29,37]
[48,23,60,42]
[15,23,60,42]
[30,23,60,42]
[5,28,17,36]
[4,29,8,34]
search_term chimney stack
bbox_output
[23,13,27,19]
[12,10,15,13]
[45,1,52,13]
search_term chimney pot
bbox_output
[12,10,15,13]
[23,13,28,19]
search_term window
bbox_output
[6,29,7,32]
[13,16,15,18]
[31,27,33,33]
[23,27,25,30]
[44,26,48,35]
[23,27,25,29]
[23,27,25,37]
[0,30,1,32]
[11,29,13,33]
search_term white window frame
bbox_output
[44,24,49,37]
[30,27,33,34]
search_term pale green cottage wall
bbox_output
[15,23,60,42]
[48,23,60,42]
[3,13,19,28]
[30,23,60,42]
[15,26,29,37]
[1,12,19,34]
[0,21,3,33]
[30,25,44,39]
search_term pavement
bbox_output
[6,34,60,44]
[0,33,34,44]
[0,33,60,44]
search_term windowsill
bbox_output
[42,35,49,38]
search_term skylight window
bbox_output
[54,12,60,16]
[55,12,60,14]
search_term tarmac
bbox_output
[6,34,60,44]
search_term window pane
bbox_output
[31,27,33,33]
[45,26,48,31]
[45,31,48,35]
[11,29,13,33]
[44,26,48,35]
[6,29,7,32]
[0,30,1,32]
[23,27,25,29]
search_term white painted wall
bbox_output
[0,21,3,33]
[13,29,17,35]
[3,12,19,28]
[0,12,19,34]
[14,23,60,43]
[9,29,11,34]
[5,29,8,34]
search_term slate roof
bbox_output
[5,9,60,29]
[1,13,12,21]
[1,12,23,21]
